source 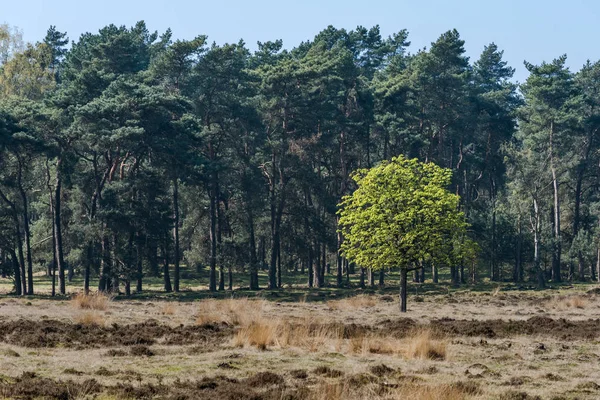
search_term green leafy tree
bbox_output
[338,156,470,312]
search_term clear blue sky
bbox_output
[3,0,599,82]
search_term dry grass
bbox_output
[405,329,447,360]
[349,335,404,356]
[277,317,344,352]
[195,298,266,326]
[232,314,410,355]
[71,292,112,311]
[394,383,476,400]
[159,303,177,315]
[74,311,105,326]
[309,381,475,400]
[232,316,347,352]
[327,294,377,310]
[233,321,277,350]
[4,292,600,400]
[545,295,589,310]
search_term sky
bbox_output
[3,0,599,82]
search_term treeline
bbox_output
[0,21,598,296]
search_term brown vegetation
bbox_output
[73,311,105,326]
[0,370,481,400]
[405,329,447,360]
[196,298,266,326]
[327,294,378,310]
[0,318,233,348]
[544,295,589,310]
[71,291,112,311]
[2,293,600,399]
[159,302,177,315]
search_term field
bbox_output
[1,275,600,399]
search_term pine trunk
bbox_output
[172,178,180,292]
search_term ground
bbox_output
[1,271,600,399]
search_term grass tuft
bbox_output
[405,329,447,360]
[71,292,112,311]
[196,298,266,326]
[74,311,105,326]
[234,320,277,350]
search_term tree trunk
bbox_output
[163,237,172,293]
[111,234,120,294]
[247,207,259,290]
[98,235,110,292]
[307,247,313,288]
[360,267,365,289]
[597,247,600,283]
[54,166,66,295]
[17,159,33,295]
[1,186,28,296]
[217,182,225,291]
[451,266,459,286]
[9,249,21,296]
[312,242,320,288]
[533,199,546,289]
[490,203,498,281]
[268,173,283,290]
[336,229,343,288]
[277,243,282,288]
[136,231,143,292]
[320,242,326,284]
[172,178,180,292]
[50,208,56,297]
[84,243,92,295]
[399,269,408,313]
[550,121,562,282]
[47,161,57,290]
[208,185,217,292]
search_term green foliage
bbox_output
[338,156,470,272]
[2,19,600,298]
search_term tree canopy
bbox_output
[0,21,599,306]
[339,156,470,311]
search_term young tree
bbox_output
[338,156,470,312]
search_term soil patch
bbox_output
[0,319,233,348]
[0,372,301,400]
[382,316,600,339]
[2,315,598,350]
